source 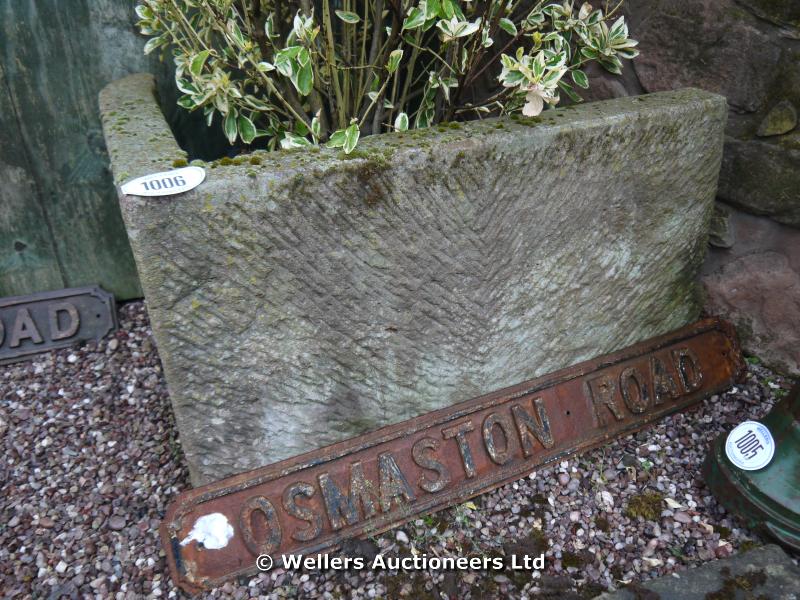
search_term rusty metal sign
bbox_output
[162,318,744,593]
[0,286,117,364]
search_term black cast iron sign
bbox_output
[162,318,745,593]
[0,286,117,364]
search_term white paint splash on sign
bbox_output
[180,513,234,550]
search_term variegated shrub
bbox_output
[136,1,638,152]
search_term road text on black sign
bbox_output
[0,286,117,364]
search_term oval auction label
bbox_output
[120,166,205,197]
[725,420,775,471]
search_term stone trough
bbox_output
[100,74,726,485]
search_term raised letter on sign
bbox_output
[49,302,80,341]
[586,375,624,427]
[239,496,282,555]
[282,482,322,542]
[619,367,650,414]
[482,412,516,465]
[378,452,415,513]
[511,398,554,456]
[349,461,379,520]
[411,437,451,493]
[318,472,360,531]
[650,355,680,405]
[442,421,477,478]
[9,308,43,347]
[671,347,703,392]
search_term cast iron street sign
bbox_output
[162,318,744,593]
[0,286,117,364]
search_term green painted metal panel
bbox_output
[703,385,800,551]
[0,63,65,297]
[0,0,170,300]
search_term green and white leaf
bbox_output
[238,115,257,144]
[499,18,517,37]
[223,111,238,144]
[326,128,347,148]
[281,132,313,149]
[387,49,403,74]
[292,60,314,96]
[143,35,165,55]
[394,112,409,131]
[403,6,427,31]
[190,50,211,76]
[437,16,481,42]
[571,68,589,88]
[335,10,361,24]
[343,123,360,154]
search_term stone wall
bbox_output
[702,208,800,376]
[582,0,800,375]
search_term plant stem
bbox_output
[322,0,347,128]
[398,28,422,114]
[357,0,370,104]
[360,73,392,129]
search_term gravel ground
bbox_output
[1,301,795,599]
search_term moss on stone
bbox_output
[625,492,664,521]
[528,528,549,554]
[517,115,544,126]
[335,148,392,204]
[172,158,189,168]
[739,540,762,552]
[595,516,610,532]
[706,566,768,600]
[287,171,311,197]
[383,572,438,600]
[577,582,607,598]
[562,551,585,569]
[451,149,468,168]
[337,149,374,161]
